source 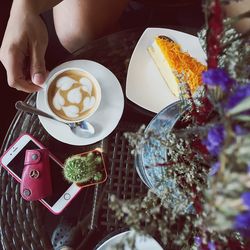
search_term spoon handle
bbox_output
[15,101,55,120]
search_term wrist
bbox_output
[11,0,62,15]
[11,0,40,15]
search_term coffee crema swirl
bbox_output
[48,70,98,121]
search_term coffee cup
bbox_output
[45,67,101,123]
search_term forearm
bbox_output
[11,0,63,15]
[223,0,250,34]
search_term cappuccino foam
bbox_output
[48,70,98,121]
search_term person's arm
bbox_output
[0,0,63,92]
[223,0,250,34]
[12,0,63,15]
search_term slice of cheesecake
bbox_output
[148,35,206,96]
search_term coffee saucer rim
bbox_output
[36,59,124,146]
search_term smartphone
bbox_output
[0,133,82,215]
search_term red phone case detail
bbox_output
[21,149,52,201]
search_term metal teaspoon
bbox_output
[15,101,95,137]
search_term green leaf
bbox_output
[242,136,250,145]
[233,114,250,122]
[224,143,238,155]
[227,96,250,116]
[236,154,250,164]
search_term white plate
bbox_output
[126,27,207,113]
[36,60,124,146]
[96,230,163,250]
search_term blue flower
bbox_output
[209,162,220,176]
[202,69,234,91]
[226,83,250,109]
[234,212,250,237]
[203,125,225,156]
[241,192,250,208]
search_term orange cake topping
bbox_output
[155,36,207,93]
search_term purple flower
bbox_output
[202,69,234,91]
[241,192,250,208]
[208,242,216,250]
[194,236,202,246]
[194,236,202,247]
[209,162,220,176]
[234,212,250,236]
[234,125,248,136]
[248,163,250,173]
[203,125,225,156]
[226,83,250,109]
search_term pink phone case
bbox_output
[0,133,82,215]
[21,148,52,201]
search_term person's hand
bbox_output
[223,0,250,34]
[0,6,48,93]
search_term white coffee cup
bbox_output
[45,67,101,123]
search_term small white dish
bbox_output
[126,27,207,113]
[96,230,163,250]
[36,60,124,146]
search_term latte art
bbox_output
[47,69,100,121]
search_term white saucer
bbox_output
[126,27,207,113]
[36,60,124,146]
[96,230,163,250]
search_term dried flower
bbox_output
[233,125,248,136]
[203,125,225,156]
[234,212,250,236]
[202,69,234,91]
[241,192,250,208]
[226,83,250,109]
[209,161,221,176]
[109,1,250,249]
[208,241,217,250]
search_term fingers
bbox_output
[1,47,42,93]
[30,41,47,86]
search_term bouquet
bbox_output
[110,0,250,249]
